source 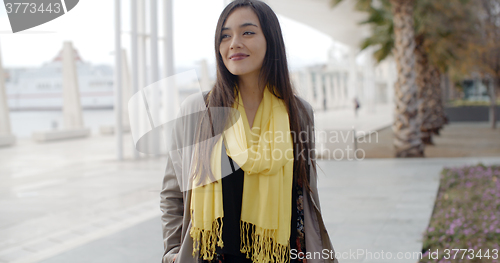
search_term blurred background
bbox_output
[0,0,499,262]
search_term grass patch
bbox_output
[419,164,500,262]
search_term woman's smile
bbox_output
[231,56,248,61]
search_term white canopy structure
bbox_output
[262,0,395,112]
[266,0,371,48]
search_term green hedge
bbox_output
[447,99,500,107]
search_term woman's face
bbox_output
[219,7,267,77]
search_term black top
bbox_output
[216,156,245,255]
[215,156,298,257]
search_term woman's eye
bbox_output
[222,32,254,39]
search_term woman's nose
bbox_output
[230,35,243,49]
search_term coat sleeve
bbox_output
[311,107,339,263]
[160,110,185,263]
[305,99,340,263]
[306,100,322,213]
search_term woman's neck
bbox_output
[237,73,265,107]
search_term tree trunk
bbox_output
[428,64,444,133]
[390,0,424,157]
[440,74,450,125]
[415,34,434,145]
[489,76,497,129]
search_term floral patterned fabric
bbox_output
[293,175,307,263]
[199,175,307,263]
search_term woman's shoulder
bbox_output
[179,91,313,119]
[179,90,211,115]
[293,94,314,119]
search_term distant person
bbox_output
[160,1,339,263]
[354,97,360,118]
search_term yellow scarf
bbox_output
[189,84,294,263]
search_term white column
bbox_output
[348,47,358,103]
[315,72,324,111]
[333,72,340,108]
[338,71,344,107]
[305,70,315,106]
[138,0,147,92]
[0,41,16,146]
[149,0,160,157]
[62,42,84,129]
[121,49,132,128]
[114,0,123,160]
[32,43,90,142]
[163,0,178,123]
[324,72,333,110]
[363,48,376,113]
[137,0,149,157]
[0,41,10,135]
[131,0,139,159]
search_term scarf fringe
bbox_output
[190,216,224,260]
[240,220,290,263]
[190,217,291,263]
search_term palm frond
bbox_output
[329,0,344,8]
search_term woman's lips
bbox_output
[231,55,248,61]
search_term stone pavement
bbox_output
[314,104,393,160]
[0,133,165,263]
[2,103,498,263]
[38,217,163,263]
[314,103,393,138]
[358,122,500,159]
[317,156,500,263]
[29,154,500,263]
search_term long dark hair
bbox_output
[191,0,316,195]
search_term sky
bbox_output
[0,0,338,71]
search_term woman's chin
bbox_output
[229,69,252,76]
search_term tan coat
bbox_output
[160,91,339,263]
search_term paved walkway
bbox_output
[317,156,500,263]
[358,122,500,158]
[2,104,499,263]
[25,154,500,263]
[314,104,393,160]
[314,104,393,136]
[0,133,165,263]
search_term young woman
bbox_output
[160,1,339,263]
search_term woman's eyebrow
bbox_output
[222,22,258,31]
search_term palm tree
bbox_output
[357,0,441,144]
[413,0,477,138]
[389,0,424,157]
[331,0,424,157]
[331,0,477,149]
